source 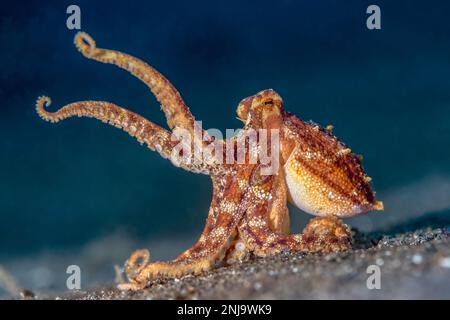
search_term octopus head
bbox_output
[236,89,283,125]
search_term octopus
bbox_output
[36,32,384,291]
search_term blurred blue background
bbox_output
[1,0,450,272]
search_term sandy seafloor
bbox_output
[67,228,450,300]
[1,226,449,300]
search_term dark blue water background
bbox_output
[1,0,450,257]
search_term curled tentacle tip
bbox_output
[35,96,53,121]
[124,249,151,278]
[36,95,51,108]
[74,31,96,56]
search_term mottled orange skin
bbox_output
[36,32,383,291]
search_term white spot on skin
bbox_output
[210,226,226,238]
[248,217,266,229]
[235,241,245,252]
[351,204,364,215]
[219,200,238,214]
[305,151,314,160]
[238,179,248,190]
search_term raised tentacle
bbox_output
[73,32,227,172]
[74,32,201,136]
[36,96,214,173]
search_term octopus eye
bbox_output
[263,99,274,106]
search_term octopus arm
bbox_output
[36,96,214,173]
[73,32,207,140]
[239,166,352,255]
[119,170,251,290]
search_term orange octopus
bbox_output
[36,32,383,290]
